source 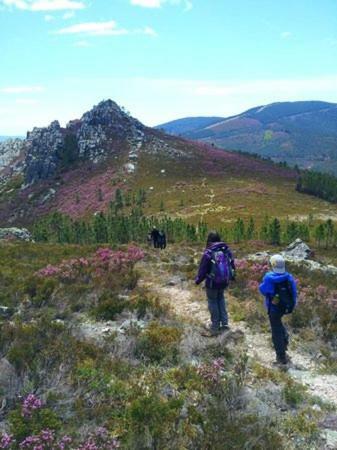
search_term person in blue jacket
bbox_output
[195,231,235,336]
[259,254,297,365]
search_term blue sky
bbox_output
[1,0,337,134]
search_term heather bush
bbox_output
[8,394,61,442]
[93,291,128,321]
[135,321,183,364]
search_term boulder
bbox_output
[0,227,32,241]
[282,238,312,261]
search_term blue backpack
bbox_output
[208,248,232,288]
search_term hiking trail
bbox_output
[138,252,337,409]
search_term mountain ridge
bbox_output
[156,100,337,174]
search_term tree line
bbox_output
[296,169,337,203]
[33,208,337,249]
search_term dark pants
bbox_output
[206,288,228,331]
[268,309,289,360]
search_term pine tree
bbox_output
[246,217,255,240]
[233,218,245,243]
[268,218,281,245]
[314,223,325,248]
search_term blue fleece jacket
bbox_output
[259,271,297,312]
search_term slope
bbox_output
[0,100,337,229]
[157,101,337,174]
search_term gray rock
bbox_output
[0,306,13,319]
[0,358,20,400]
[0,138,25,169]
[282,238,312,260]
[0,227,32,241]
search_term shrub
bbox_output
[135,321,182,364]
[93,291,128,321]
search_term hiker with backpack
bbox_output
[195,231,236,336]
[158,230,167,250]
[150,227,160,248]
[259,254,297,366]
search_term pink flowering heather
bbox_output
[316,285,328,298]
[247,280,259,291]
[77,428,119,450]
[22,394,43,417]
[36,247,144,287]
[198,358,225,383]
[58,435,72,450]
[235,259,249,270]
[191,141,296,181]
[0,434,14,449]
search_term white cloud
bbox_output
[131,0,160,7]
[44,13,54,20]
[1,0,85,11]
[15,98,39,105]
[54,21,157,37]
[62,10,74,18]
[138,26,157,36]
[1,85,45,94]
[281,31,292,39]
[55,20,128,36]
[130,0,192,10]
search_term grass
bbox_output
[0,239,331,449]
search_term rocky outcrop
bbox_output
[70,99,144,163]
[23,100,146,183]
[283,238,312,260]
[0,227,32,241]
[0,139,25,169]
[249,239,337,275]
[0,358,20,401]
[24,121,64,184]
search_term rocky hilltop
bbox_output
[24,100,145,184]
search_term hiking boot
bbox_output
[220,324,230,332]
[273,354,290,367]
[201,326,221,337]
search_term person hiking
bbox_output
[150,227,160,248]
[195,231,235,336]
[259,254,297,366]
[158,230,167,250]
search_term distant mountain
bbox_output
[157,101,337,174]
[0,135,24,142]
[156,117,224,135]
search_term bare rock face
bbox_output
[24,120,64,184]
[0,358,20,400]
[23,100,145,184]
[72,100,144,162]
[0,139,25,169]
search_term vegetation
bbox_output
[0,240,333,449]
[33,209,337,249]
[297,169,337,203]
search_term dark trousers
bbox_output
[206,288,228,331]
[268,309,289,359]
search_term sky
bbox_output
[1,0,337,134]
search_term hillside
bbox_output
[0,99,337,449]
[157,101,337,174]
[1,99,337,229]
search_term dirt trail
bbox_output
[139,263,337,408]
